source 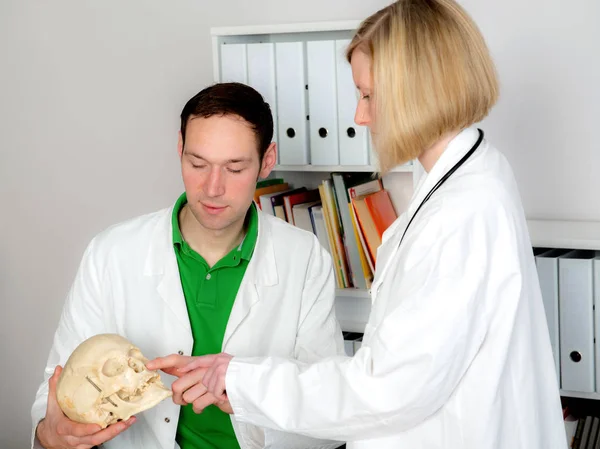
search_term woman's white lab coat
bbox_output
[225,127,568,449]
[30,208,345,449]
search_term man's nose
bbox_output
[204,167,225,197]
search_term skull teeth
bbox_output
[114,376,158,402]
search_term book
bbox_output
[266,187,307,221]
[292,201,321,233]
[256,178,284,189]
[283,189,321,226]
[254,183,289,209]
[364,190,397,238]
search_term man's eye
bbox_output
[228,168,243,174]
[191,163,207,169]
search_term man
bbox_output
[31,82,345,449]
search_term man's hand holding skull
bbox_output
[36,365,135,449]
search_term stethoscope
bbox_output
[370,128,484,302]
[397,128,485,249]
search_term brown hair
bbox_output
[347,0,499,172]
[180,82,274,160]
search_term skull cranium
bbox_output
[56,333,172,428]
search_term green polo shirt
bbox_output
[172,192,258,449]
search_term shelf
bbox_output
[560,390,600,400]
[211,20,361,37]
[527,219,600,250]
[274,164,413,173]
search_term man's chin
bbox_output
[197,218,231,232]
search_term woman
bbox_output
[149,1,567,447]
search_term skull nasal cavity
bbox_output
[102,359,126,377]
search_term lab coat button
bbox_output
[177,350,184,355]
[164,417,170,423]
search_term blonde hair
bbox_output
[347,0,499,173]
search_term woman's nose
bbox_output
[354,102,370,126]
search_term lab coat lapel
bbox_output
[144,207,193,336]
[371,127,482,302]
[222,211,278,349]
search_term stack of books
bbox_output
[254,173,399,289]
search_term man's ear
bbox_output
[258,142,277,179]
[177,131,184,158]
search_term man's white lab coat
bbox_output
[31,207,346,449]
[225,127,568,449]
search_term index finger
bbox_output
[146,354,193,371]
[178,355,218,373]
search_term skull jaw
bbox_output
[58,380,173,428]
[101,382,173,427]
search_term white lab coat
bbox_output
[30,207,346,449]
[225,127,568,449]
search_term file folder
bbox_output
[336,39,369,166]
[307,40,339,165]
[534,247,568,386]
[275,42,309,165]
[342,332,363,357]
[220,43,247,83]
[247,43,278,157]
[594,255,600,393]
[559,250,596,392]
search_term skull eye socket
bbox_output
[102,359,126,377]
[128,358,144,373]
[128,349,143,359]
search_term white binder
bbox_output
[594,255,600,393]
[220,43,247,83]
[559,250,596,392]
[335,39,369,166]
[534,248,567,386]
[306,40,339,165]
[275,41,308,165]
[343,340,354,357]
[342,332,363,357]
[247,43,278,155]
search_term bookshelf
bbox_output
[528,219,600,251]
[338,219,600,405]
[274,164,414,173]
[211,20,600,407]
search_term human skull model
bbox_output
[56,333,172,428]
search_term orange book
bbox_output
[349,202,374,287]
[364,190,397,237]
[352,196,381,264]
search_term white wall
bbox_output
[463,0,600,221]
[1,0,599,447]
[0,1,391,447]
